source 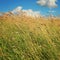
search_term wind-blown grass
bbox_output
[0,16,60,60]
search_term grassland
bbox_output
[0,15,60,60]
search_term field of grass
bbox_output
[0,16,60,60]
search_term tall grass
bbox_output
[0,16,60,60]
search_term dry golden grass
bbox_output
[0,15,60,60]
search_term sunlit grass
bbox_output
[0,16,60,60]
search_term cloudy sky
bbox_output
[0,0,60,16]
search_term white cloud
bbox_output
[11,6,41,17]
[12,6,22,13]
[23,9,40,17]
[37,0,47,6]
[37,0,57,8]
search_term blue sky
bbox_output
[0,0,60,16]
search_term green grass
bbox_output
[0,17,60,60]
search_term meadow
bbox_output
[0,15,60,60]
